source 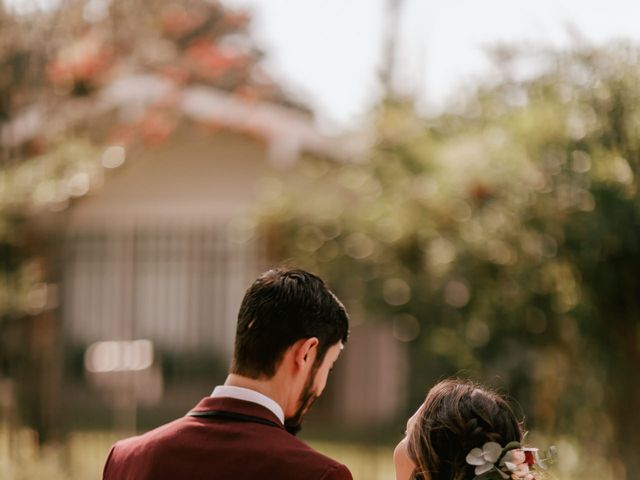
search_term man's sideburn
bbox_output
[284,362,321,435]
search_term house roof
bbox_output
[1,71,357,167]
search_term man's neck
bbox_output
[224,373,290,414]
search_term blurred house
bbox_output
[60,72,340,359]
[55,72,404,431]
[1,1,406,436]
[6,67,406,435]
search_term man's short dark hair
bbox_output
[230,266,349,379]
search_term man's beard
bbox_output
[284,364,320,436]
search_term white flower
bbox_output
[466,442,502,475]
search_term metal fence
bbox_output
[62,222,264,356]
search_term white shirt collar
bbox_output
[211,385,285,424]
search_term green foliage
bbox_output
[260,44,640,479]
[0,138,102,320]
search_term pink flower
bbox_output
[501,449,534,480]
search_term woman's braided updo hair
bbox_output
[407,379,523,480]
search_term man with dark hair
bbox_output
[103,266,352,480]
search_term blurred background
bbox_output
[1,0,639,479]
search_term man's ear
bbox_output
[294,337,319,368]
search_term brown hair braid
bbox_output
[407,379,524,480]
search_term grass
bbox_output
[0,425,395,480]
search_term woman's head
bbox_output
[394,379,523,480]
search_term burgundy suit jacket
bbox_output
[102,396,353,480]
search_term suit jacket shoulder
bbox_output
[102,396,353,480]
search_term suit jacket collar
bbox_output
[189,396,285,429]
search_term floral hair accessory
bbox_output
[466,441,557,480]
